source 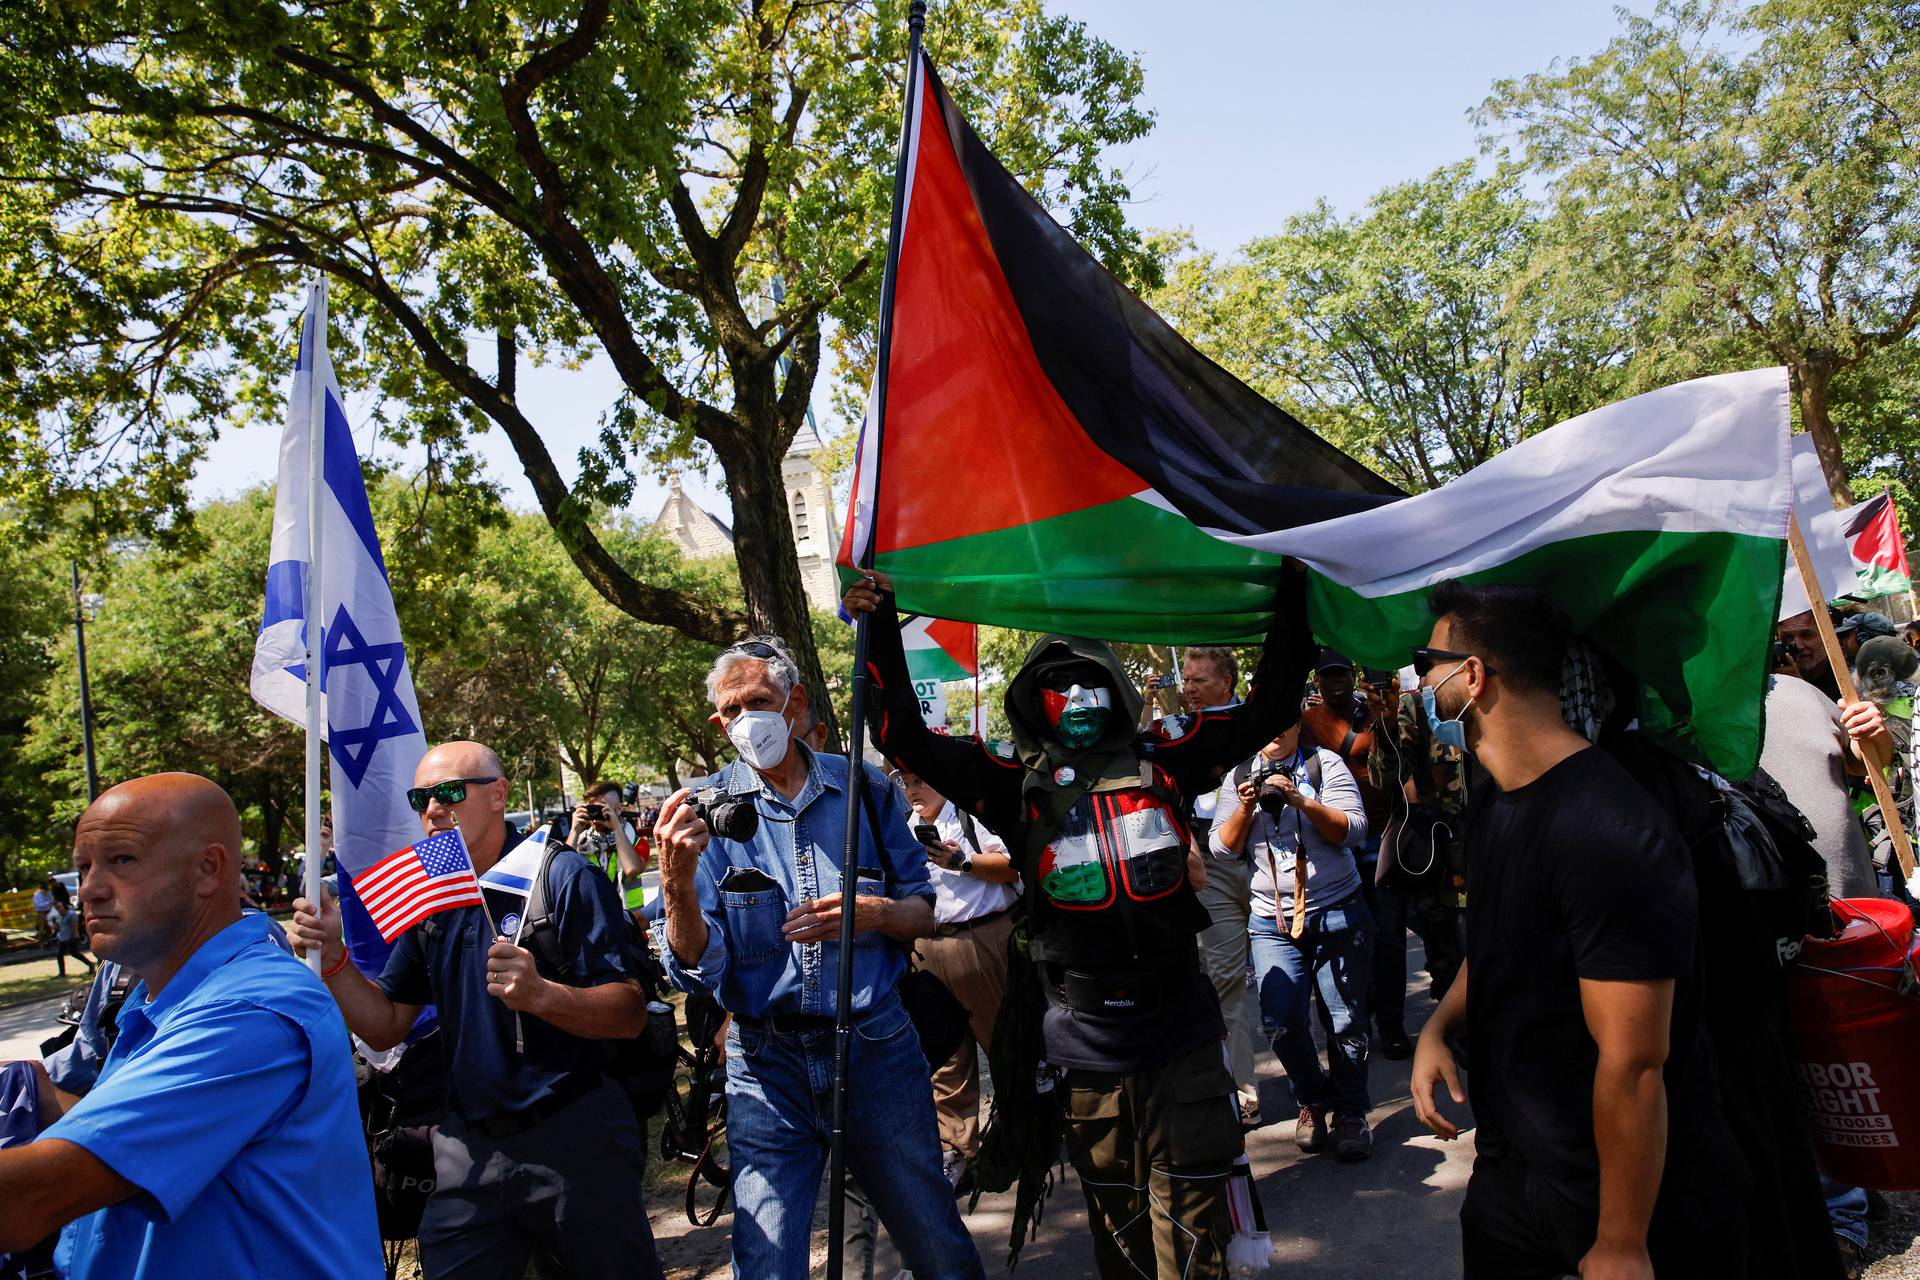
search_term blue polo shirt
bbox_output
[663,749,935,1019]
[376,838,638,1123]
[47,913,381,1280]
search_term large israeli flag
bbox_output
[251,280,428,974]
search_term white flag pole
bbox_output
[303,279,329,973]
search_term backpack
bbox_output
[1722,764,1834,962]
[516,842,679,1121]
[955,809,985,856]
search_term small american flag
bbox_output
[356,828,485,941]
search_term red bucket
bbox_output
[1785,898,1920,1189]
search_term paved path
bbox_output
[0,994,69,1061]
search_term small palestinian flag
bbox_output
[901,613,977,684]
[840,48,1791,776]
[1839,494,1914,598]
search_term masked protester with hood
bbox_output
[843,569,1312,1279]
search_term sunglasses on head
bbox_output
[405,776,501,813]
[1410,647,1496,678]
[726,641,781,661]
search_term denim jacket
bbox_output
[663,748,934,1019]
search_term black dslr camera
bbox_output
[686,784,759,842]
[1249,758,1294,817]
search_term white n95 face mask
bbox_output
[728,689,794,771]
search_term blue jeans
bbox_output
[723,989,984,1280]
[1250,893,1375,1118]
[1821,1172,1869,1249]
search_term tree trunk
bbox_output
[1797,359,1851,507]
[717,429,842,749]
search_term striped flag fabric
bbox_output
[356,828,485,942]
[838,46,1791,778]
[836,50,1396,643]
[250,281,429,974]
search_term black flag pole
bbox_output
[827,1,927,1272]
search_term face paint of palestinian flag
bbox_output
[1839,494,1914,598]
[840,49,1792,777]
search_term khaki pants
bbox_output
[1061,1038,1243,1280]
[1196,853,1258,1102]
[911,909,1013,1159]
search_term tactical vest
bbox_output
[1021,757,1211,976]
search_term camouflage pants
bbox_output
[1060,1038,1242,1280]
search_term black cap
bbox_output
[1314,647,1354,672]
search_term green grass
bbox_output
[0,970,91,1009]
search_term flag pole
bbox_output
[302,279,329,974]
[1790,512,1916,878]
[827,3,925,1271]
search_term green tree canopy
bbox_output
[15,479,804,875]
[1479,0,1920,504]
[0,0,1157,740]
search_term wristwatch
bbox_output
[957,853,975,875]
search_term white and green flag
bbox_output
[1239,368,1791,777]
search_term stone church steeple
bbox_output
[649,431,842,613]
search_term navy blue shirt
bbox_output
[664,749,934,1018]
[48,913,381,1279]
[377,836,638,1123]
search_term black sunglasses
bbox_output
[1410,647,1496,678]
[726,641,781,660]
[405,776,502,813]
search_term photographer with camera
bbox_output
[1212,715,1375,1162]
[654,636,983,1280]
[568,779,649,914]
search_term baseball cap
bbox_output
[1314,648,1354,672]
[1837,611,1898,639]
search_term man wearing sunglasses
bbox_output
[290,741,660,1280]
[1406,582,1736,1280]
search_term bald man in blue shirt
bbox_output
[0,773,381,1279]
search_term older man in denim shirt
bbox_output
[656,636,984,1280]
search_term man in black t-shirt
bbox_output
[1408,582,1742,1279]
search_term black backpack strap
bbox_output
[957,810,984,855]
[519,842,571,982]
[1305,751,1323,793]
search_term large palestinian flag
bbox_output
[840,50,1791,776]
[1839,494,1914,598]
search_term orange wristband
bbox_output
[321,951,351,980]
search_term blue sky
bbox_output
[189,0,1644,520]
